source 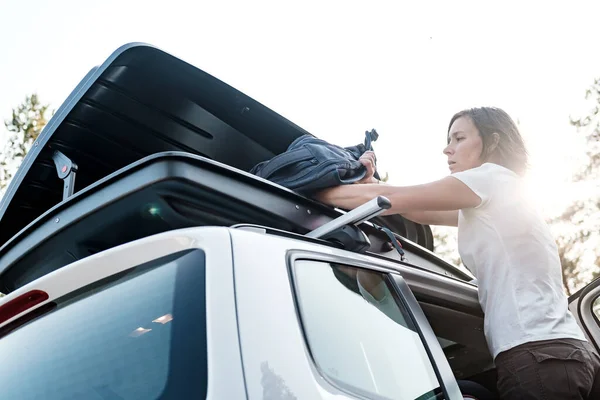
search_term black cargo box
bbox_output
[0,43,469,291]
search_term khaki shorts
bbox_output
[494,338,600,400]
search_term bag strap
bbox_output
[375,225,406,261]
[364,129,381,180]
[364,129,379,151]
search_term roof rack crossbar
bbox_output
[305,196,391,239]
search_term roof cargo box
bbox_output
[0,43,466,290]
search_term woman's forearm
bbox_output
[315,177,481,215]
[317,183,423,215]
[315,183,397,214]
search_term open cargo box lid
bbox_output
[0,42,436,254]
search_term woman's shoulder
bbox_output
[452,163,522,210]
[452,163,519,184]
[470,163,521,184]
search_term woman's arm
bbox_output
[315,176,480,219]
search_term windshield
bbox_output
[0,249,207,400]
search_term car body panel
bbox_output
[230,228,464,399]
[0,227,247,399]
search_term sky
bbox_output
[1,0,600,218]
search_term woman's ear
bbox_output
[489,132,500,153]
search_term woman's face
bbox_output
[443,116,485,173]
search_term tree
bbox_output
[571,77,600,181]
[1,93,51,192]
[431,226,463,268]
[549,77,600,294]
[555,230,593,296]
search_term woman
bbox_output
[316,107,600,399]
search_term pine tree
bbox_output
[1,94,51,192]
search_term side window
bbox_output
[293,260,441,400]
[593,296,600,322]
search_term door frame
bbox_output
[569,277,600,352]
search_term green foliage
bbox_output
[431,227,464,269]
[379,171,390,182]
[1,94,51,190]
[556,230,592,296]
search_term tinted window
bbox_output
[0,249,207,400]
[293,261,441,400]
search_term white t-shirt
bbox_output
[450,163,586,359]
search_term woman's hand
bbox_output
[313,151,379,206]
[355,151,379,184]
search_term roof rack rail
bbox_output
[232,197,391,254]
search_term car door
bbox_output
[231,228,465,400]
[0,226,246,400]
[569,276,600,352]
